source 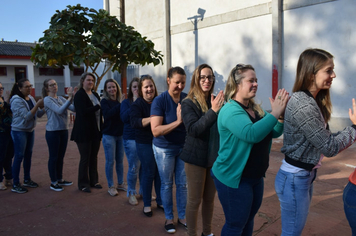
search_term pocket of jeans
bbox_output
[275,171,287,195]
[295,170,311,178]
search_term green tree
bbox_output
[31,4,163,92]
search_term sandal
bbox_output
[81,187,91,193]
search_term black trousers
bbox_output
[76,139,101,190]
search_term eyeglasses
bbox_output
[48,83,57,87]
[24,85,33,89]
[200,75,215,82]
[0,87,4,91]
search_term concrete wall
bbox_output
[116,0,356,129]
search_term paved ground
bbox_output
[0,116,355,236]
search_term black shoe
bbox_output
[81,187,91,193]
[58,180,73,186]
[164,221,176,234]
[92,183,102,189]
[23,180,38,188]
[50,184,63,192]
[178,219,187,229]
[157,204,164,210]
[143,207,153,217]
[11,184,28,194]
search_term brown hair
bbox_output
[293,48,333,122]
[138,75,158,100]
[186,64,215,113]
[128,77,140,103]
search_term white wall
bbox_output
[119,0,356,126]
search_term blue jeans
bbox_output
[11,130,35,185]
[46,130,68,184]
[123,139,142,196]
[212,170,264,236]
[102,134,124,188]
[275,168,316,236]
[0,132,13,182]
[344,181,356,236]
[137,143,162,207]
[153,145,187,220]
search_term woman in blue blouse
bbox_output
[120,78,142,205]
[151,66,187,233]
[42,79,75,192]
[211,64,288,235]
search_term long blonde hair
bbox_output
[224,64,264,117]
[186,64,215,113]
[293,48,333,122]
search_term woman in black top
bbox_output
[71,72,103,193]
[130,75,162,217]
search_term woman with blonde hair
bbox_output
[212,64,288,235]
[71,72,103,193]
[101,78,125,196]
[181,64,224,236]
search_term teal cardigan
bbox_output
[212,99,283,188]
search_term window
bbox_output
[73,67,84,76]
[39,67,63,76]
[0,67,7,76]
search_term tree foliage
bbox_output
[31,4,163,91]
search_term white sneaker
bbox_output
[0,182,7,190]
[128,194,138,205]
[116,182,127,191]
[108,186,118,196]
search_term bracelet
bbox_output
[278,116,284,120]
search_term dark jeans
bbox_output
[344,181,356,236]
[212,170,264,236]
[76,139,101,189]
[0,132,14,182]
[46,130,68,184]
[11,130,35,185]
[136,142,162,207]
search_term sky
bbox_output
[0,0,104,43]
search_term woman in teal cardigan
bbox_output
[211,64,288,235]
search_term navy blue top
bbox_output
[130,97,153,144]
[150,90,187,148]
[120,98,135,140]
[101,98,124,136]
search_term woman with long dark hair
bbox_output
[120,77,142,205]
[0,82,14,190]
[10,78,45,193]
[275,48,356,235]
